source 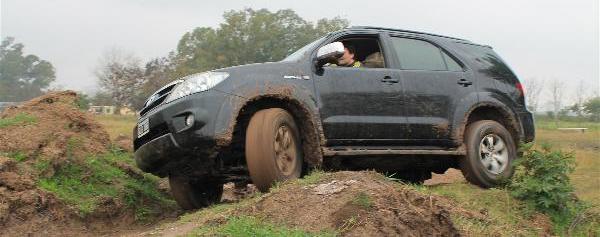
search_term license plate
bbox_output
[137,118,149,138]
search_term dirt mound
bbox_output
[147,171,487,236]
[0,91,110,161]
[0,91,176,236]
[246,171,465,236]
[424,168,465,186]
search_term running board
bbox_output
[322,147,465,156]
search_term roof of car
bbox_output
[349,26,470,42]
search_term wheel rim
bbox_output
[273,124,297,176]
[478,134,509,175]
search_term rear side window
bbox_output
[390,37,462,71]
[442,51,462,71]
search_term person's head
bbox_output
[337,42,356,66]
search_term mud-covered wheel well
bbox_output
[223,97,322,170]
[464,106,520,145]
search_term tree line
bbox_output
[524,78,600,122]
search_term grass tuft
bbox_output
[296,169,327,186]
[351,192,373,209]
[0,112,37,128]
[3,152,28,162]
[189,216,336,237]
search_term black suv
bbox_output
[134,26,535,209]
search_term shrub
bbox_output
[510,143,576,214]
[510,143,594,233]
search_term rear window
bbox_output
[390,37,446,70]
[390,37,465,72]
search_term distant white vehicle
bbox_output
[88,105,115,115]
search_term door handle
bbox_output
[381,76,399,83]
[457,78,472,87]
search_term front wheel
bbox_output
[169,176,223,210]
[459,120,517,188]
[245,108,303,192]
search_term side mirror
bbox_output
[315,42,344,67]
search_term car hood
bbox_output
[214,61,311,81]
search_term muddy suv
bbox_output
[134,26,535,209]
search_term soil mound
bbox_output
[245,171,474,236]
[0,91,110,161]
[0,91,176,236]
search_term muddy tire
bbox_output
[168,176,223,210]
[459,120,516,188]
[245,108,303,192]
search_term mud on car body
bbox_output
[133,26,535,209]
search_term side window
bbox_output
[324,37,386,68]
[441,51,463,71]
[390,37,461,71]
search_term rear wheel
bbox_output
[169,176,223,210]
[245,108,303,192]
[459,120,516,188]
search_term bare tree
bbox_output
[569,79,588,119]
[94,48,144,114]
[524,78,544,113]
[549,79,564,127]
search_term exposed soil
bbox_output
[0,91,110,161]
[114,134,134,153]
[0,91,177,236]
[247,171,466,236]
[147,171,490,236]
[424,168,465,186]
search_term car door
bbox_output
[388,36,475,147]
[313,34,409,147]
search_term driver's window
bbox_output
[325,37,386,68]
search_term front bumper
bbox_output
[133,90,231,177]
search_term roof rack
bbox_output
[349,26,470,42]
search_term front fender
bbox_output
[211,78,325,166]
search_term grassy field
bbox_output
[94,114,137,140]
[535,116,600,131]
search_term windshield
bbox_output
[281,36,326,62]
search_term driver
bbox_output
[335,42,362,68]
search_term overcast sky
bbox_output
[2,0,599,105]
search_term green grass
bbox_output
[37,150,175,219]
[424,183,542,236]
[534,116,600,131]
[351,192,372,209]
[295,169,327,186]
[2,151,28,162]
[0,112,37,128]
[34,158,51,172]
[188,216,336,237]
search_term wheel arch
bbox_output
[458,102,522,146]
[225,94,324,168]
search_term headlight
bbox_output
[164,71,229,103]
